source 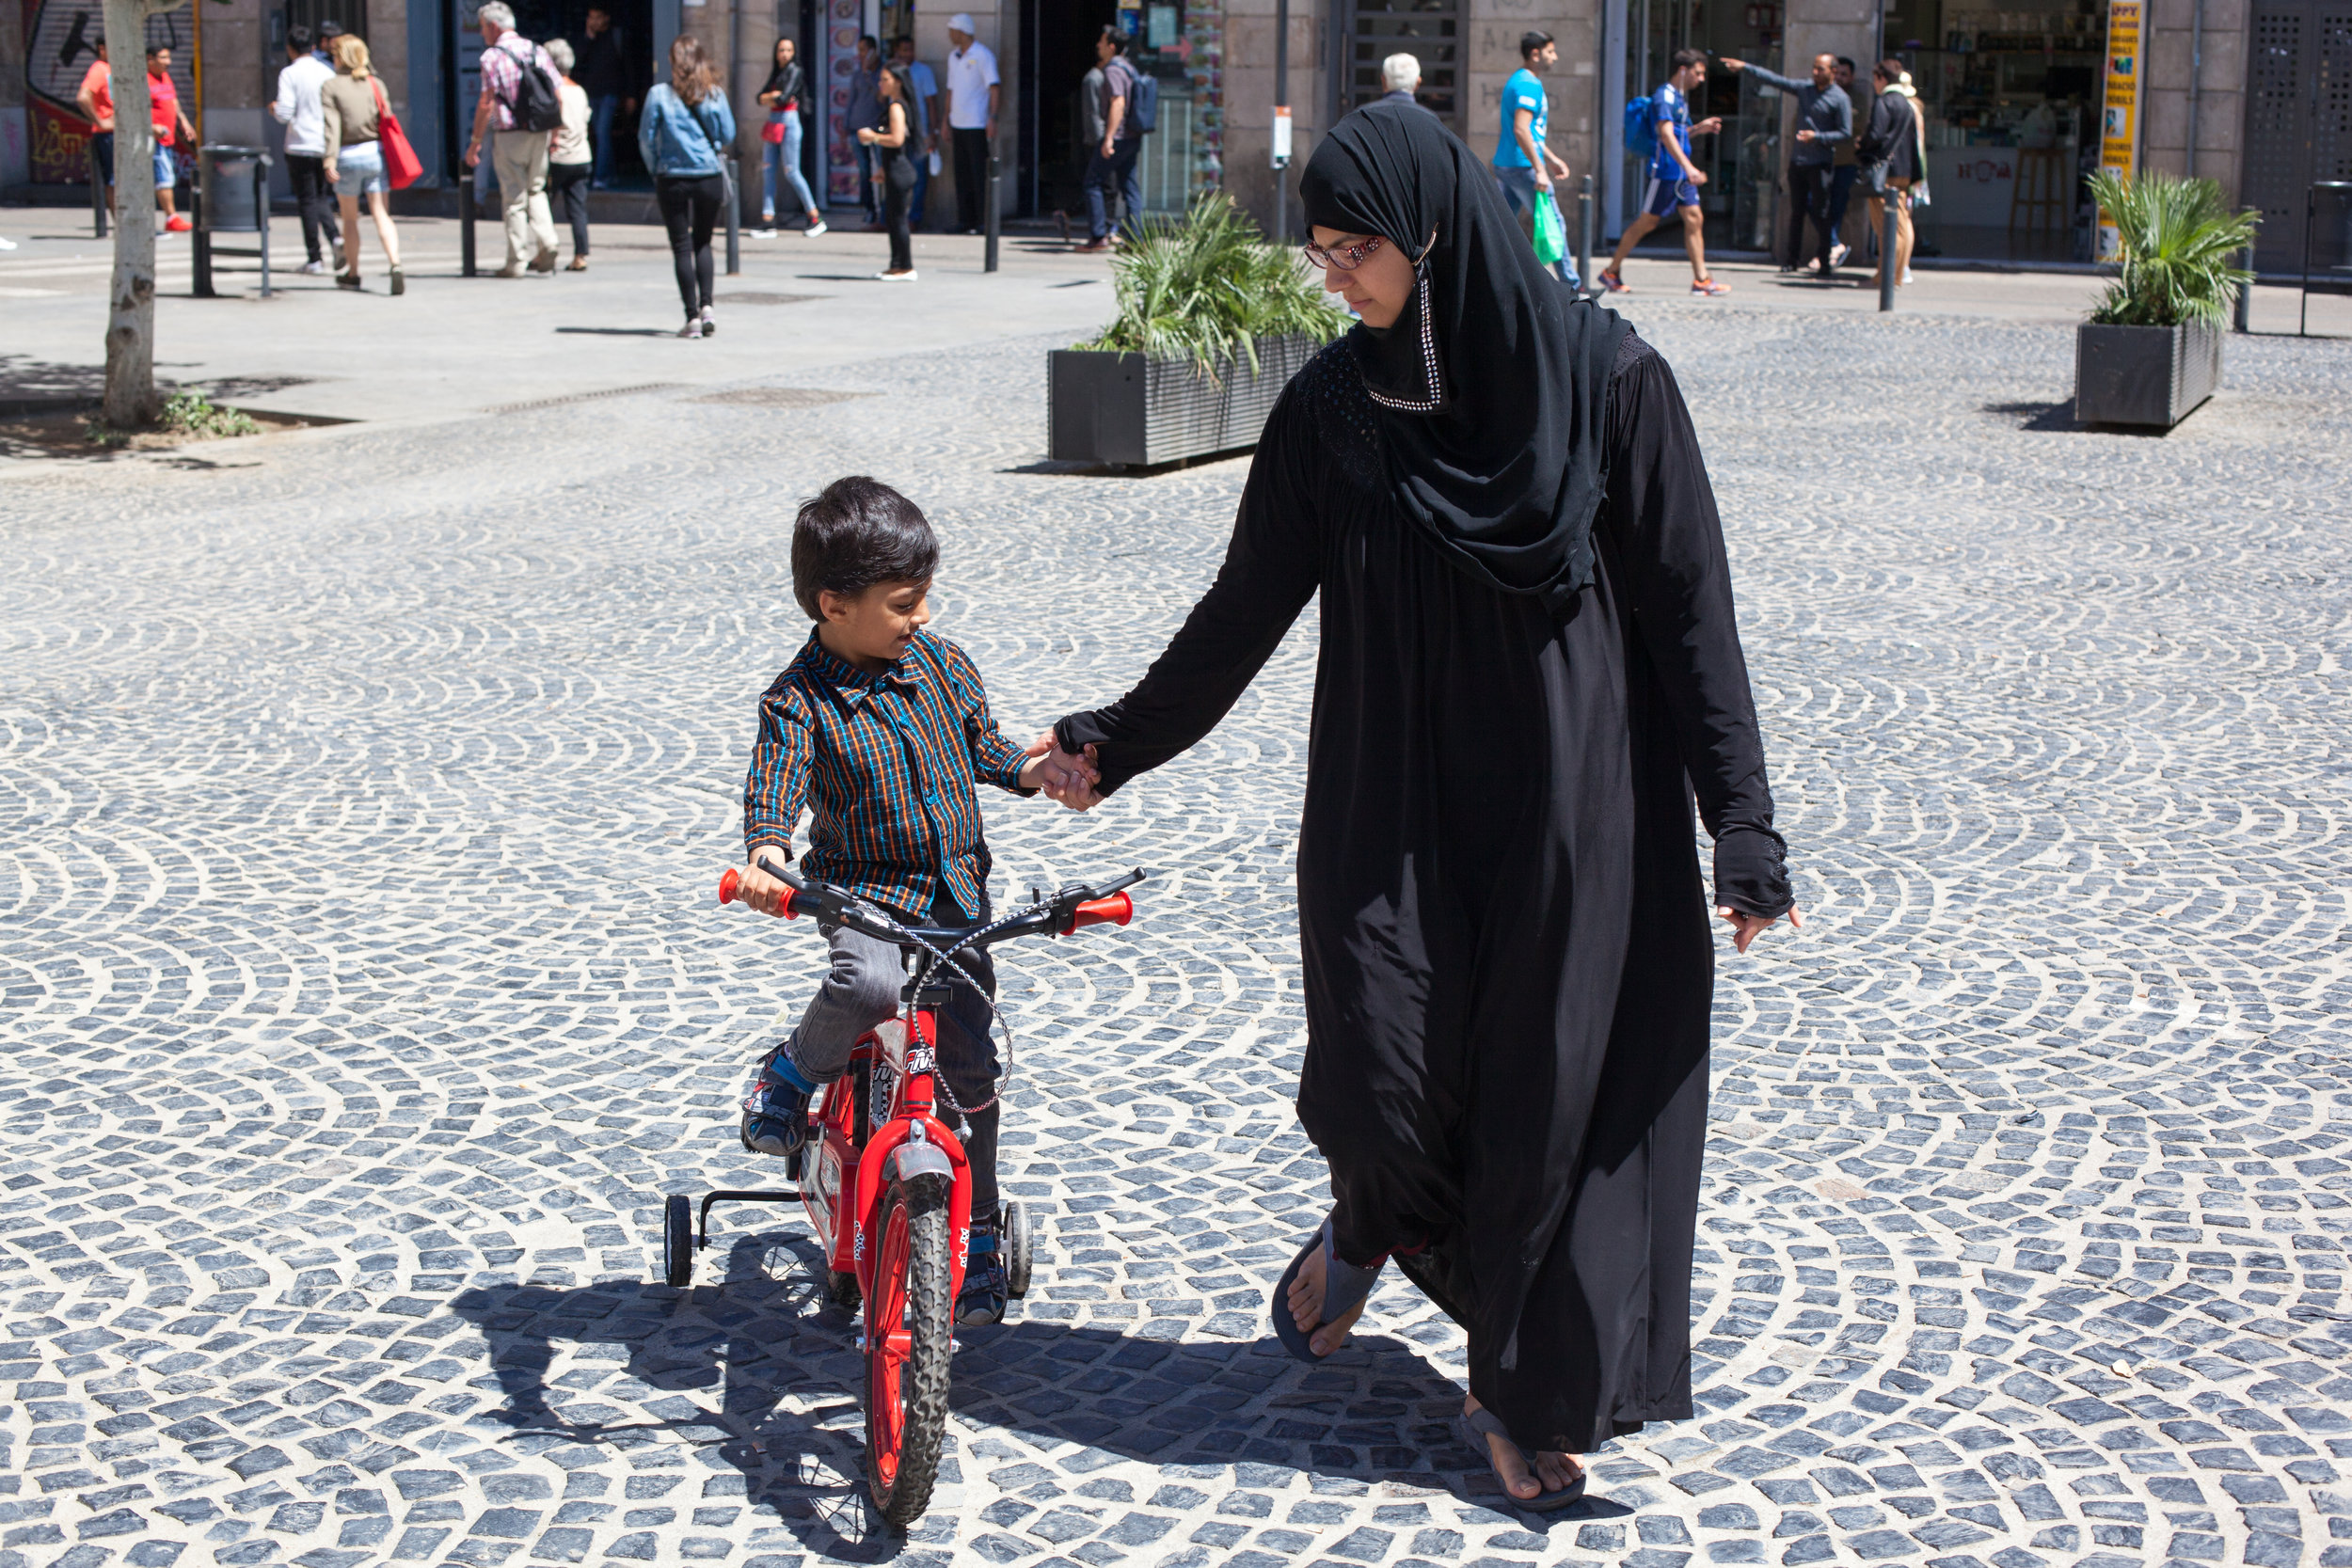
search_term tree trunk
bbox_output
[101,0,188,430]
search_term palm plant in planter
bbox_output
[2075,170,2259,429]
[1049,193,1351,467]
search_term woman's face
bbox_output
[878,69,901,99]
[1310,226,1418,329]
[776,39,794,66]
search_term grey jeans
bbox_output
[781,912,1003,1221]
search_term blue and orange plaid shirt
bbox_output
[742,628,1033,918]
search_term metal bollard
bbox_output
[984,153,1000,273]
[461,178,477,277]
[1577,175,1595,299]
[1879,195,1899,312]
[89,141,108,239]
[2233,245,2252,333]
[723,154,740,276]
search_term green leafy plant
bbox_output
[2085,169,2259,328]
[158,390,262,439]
[1078,192,1350,376]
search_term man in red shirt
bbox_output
[74,40,115,202]
[146,44,199,231]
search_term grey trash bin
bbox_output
[195,145,273,298]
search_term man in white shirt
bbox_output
[940,12,998,234]
[271,24,342,273]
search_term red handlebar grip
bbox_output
[719,868,741,905]
[1063,892,1135,935]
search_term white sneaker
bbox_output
[876,269,916,282]
[0,236,16,250]
[1900,268,1915,284]
[298,259,327,275]
[700,307,716,337]
[755,225,775,238]
[804,220,828,237]
[678,318,703,339]
[1829,242,1850,268]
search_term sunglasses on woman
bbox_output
[1301,234,1388,272]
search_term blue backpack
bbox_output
[1131,69,1158,134]
[1624,94,1658,157]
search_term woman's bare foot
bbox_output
[1466,1394,1582,1502]
[1284,1239,1371,1356]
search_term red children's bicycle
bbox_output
[672,857,1145,1527]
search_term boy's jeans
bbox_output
[782,910,1001,1223]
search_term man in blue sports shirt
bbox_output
[1490,30,1578,287]
[1598,49,1727,296]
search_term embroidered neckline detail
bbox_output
[1364,270,1442,414]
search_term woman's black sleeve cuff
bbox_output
[1714,825,1795,920]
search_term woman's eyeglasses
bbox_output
[1302,234,1388,272]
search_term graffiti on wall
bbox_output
[21,0,199,183]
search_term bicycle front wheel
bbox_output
[865,1170,952,1527]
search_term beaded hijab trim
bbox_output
[1363,267,1442,414]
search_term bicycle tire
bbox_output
[1003,1199,1034,1299]
[662,1195,693,1289]
[865,1170,952,1528]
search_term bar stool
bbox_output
[2010,146,2067,231]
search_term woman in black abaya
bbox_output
[1034,103,1800,1505]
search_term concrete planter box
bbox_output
[1048,334,1320,467]
[2074,321,2223,428]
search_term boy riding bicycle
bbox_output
[730,475,1057,1326]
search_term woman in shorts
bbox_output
[321,35,405,293]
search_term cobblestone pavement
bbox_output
[6,306,2352,1568]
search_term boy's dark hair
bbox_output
[1100,24,1128,52]
[1519,29,1552,57]
[288,23,314,50]
[1836,55,1857,71]
[792,476,939,621]
[1670,47,1707,71]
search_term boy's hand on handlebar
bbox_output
[736,848,797,917]
[1719,902,1803,955]
[1026,731,1104,811]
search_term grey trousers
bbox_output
[782,916,1002,1221]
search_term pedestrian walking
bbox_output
[1721,52,1851,277]
[1597,49,1728,296]
[847,37,882,226]
[858,63,918,280]
[756,37,824,235]
[1859,58,1920,289]
[75,40,117,220]
[573,6,632,187]
[1076,27,1141,253]
[271,26,343,272]
[466,2,563,277]
[1033,100,1798,1507]
[544,39,594,270]
[1825,57,1860,267]
[640,34,736,338]
[890,37,940,229]
[1379,52,1421,105]
[942,14,999,235]
[1489,31,1577,287]
[145,45,197,233]
[320,35,405,293]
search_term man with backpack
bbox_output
[466,1,564,276]
[1076,27,1146,253]
[1597,49,1728,296]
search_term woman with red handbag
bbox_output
[546,40,596,270]
[755,37,824,236]
[321,35,404,293]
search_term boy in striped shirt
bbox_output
[730,475,1057,1324]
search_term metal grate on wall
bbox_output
[2244,1,2352,267]
[1342,0,1462,129]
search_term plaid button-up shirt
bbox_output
[742,629,1033,919]
[478,33,554,132]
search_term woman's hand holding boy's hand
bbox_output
[736,848,796,917]
[1024,731,1103,811]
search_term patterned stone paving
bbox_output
[5,307,2352,1568]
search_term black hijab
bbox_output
[1300,101,1631,612]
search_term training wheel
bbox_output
[662,1194,694,1288]
[1003,1199,1034,1299]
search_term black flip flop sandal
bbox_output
[1460,1406,1588,1512]
[1269,1215,1384,1363]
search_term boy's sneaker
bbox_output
[739,1049,813,1157]
[957,1247,1009,1326]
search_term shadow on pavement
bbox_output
[449,1237,1625,1555]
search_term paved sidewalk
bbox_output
[5,226,2352,1568]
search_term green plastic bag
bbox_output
[1531,187,1568,266]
